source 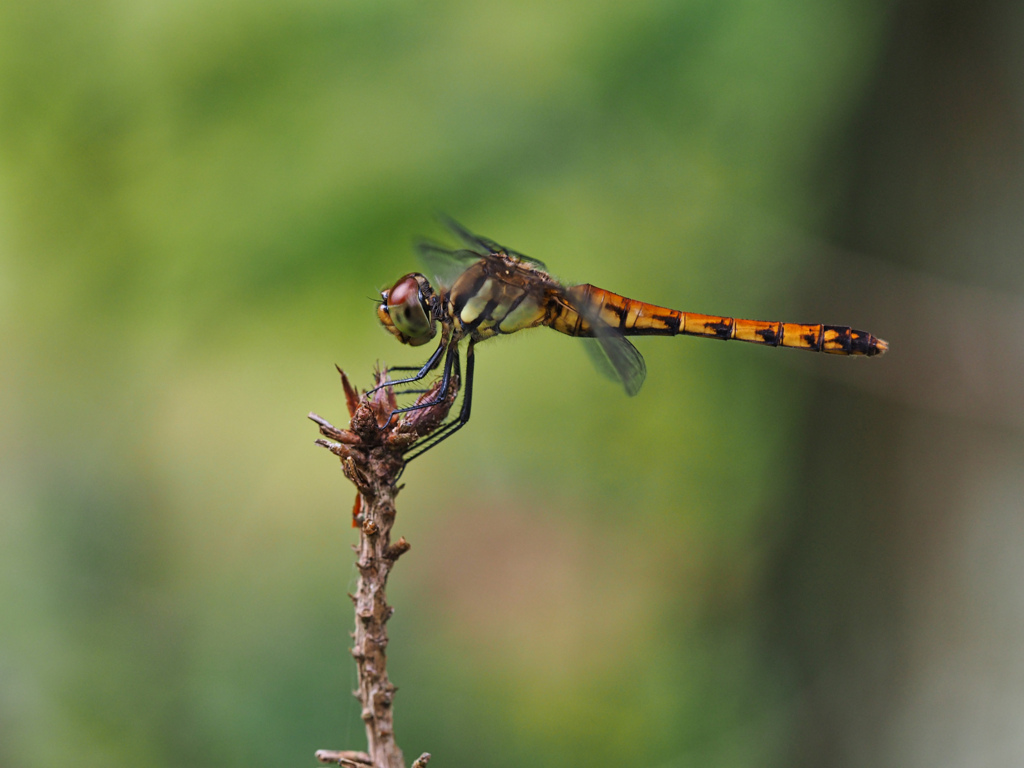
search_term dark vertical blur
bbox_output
[772,1,1024,765]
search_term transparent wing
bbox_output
[439,215,549,272]
[415,240,482,286]
[588,328,647,396]
[576,302,647,396]
[581,337,620,382]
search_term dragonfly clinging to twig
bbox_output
[372,218,888,461]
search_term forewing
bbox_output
[576,300,647,396]
[502,245,548,272]
[415,240,481,286]
[439,215,549,271]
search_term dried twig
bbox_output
[310,366,457,768]
[315,749,372,766]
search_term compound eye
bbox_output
[386,274,433,346]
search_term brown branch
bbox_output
[310,366,457,768]
[315,750,372,766]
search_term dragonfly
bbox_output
[374,218,888,460]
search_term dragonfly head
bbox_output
[378,273,437,347]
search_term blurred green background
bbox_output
[4,1,1024,766]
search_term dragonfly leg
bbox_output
[366,337,446,395]
[379,341,459,429]
[402,341,475,462]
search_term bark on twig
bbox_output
[310,366,457,768]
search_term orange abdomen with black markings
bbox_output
[549,284,888,357]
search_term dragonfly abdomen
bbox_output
[684,314,888,356]
[556,285,887,357]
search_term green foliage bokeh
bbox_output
[0,2,889,766]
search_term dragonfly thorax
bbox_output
[378,273,438,347]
